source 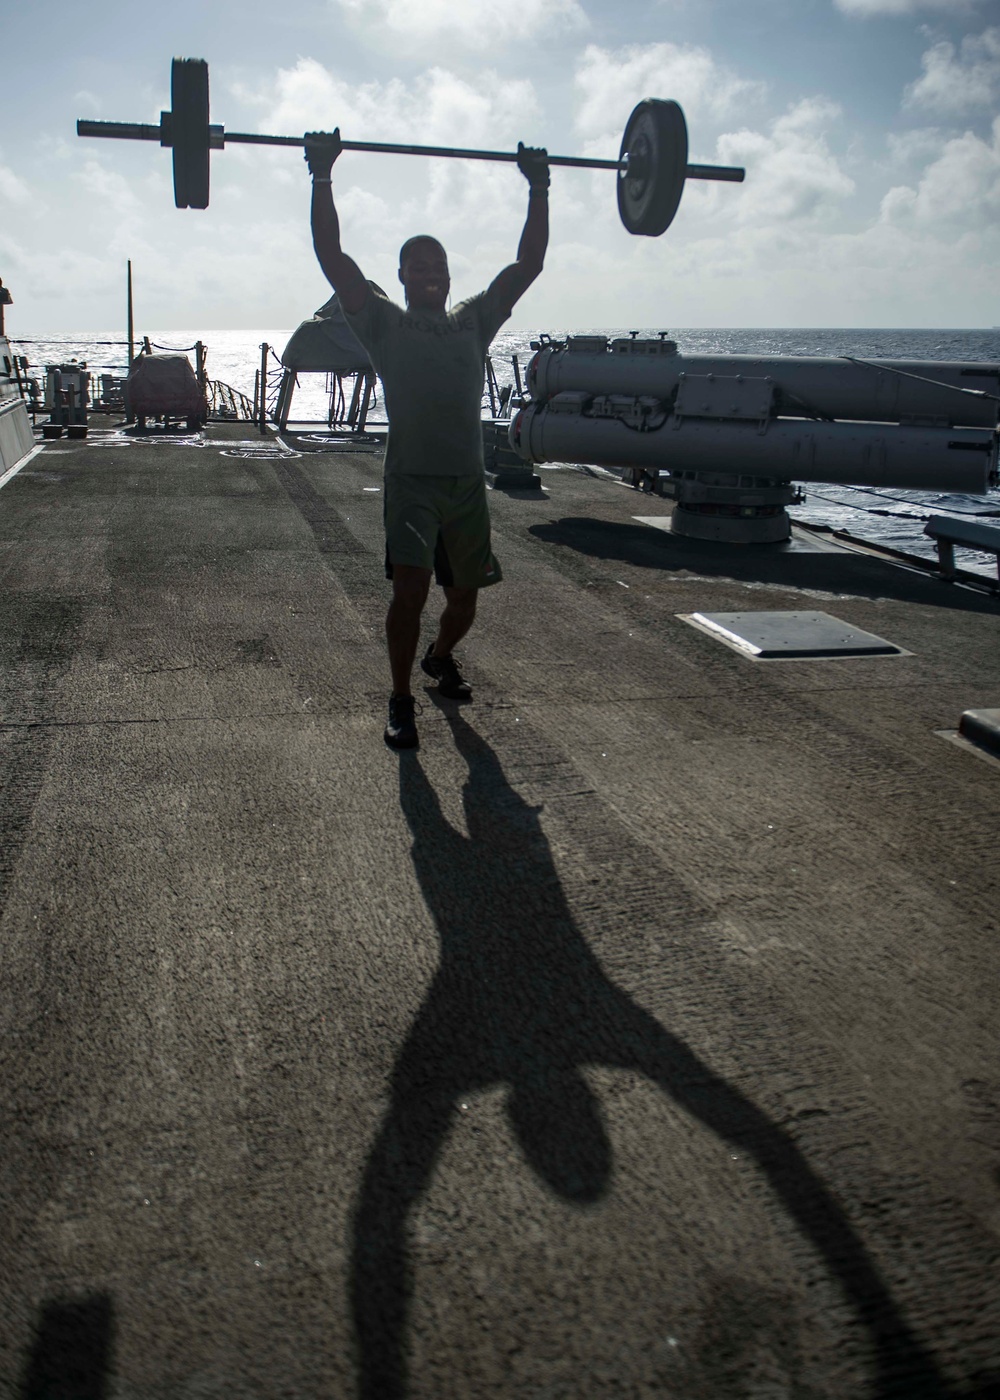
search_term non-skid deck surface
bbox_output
[1,422,999,1398]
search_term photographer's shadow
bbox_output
[350,706,946,1399]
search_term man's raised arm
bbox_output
[488,144,550,315]
[306,131,368,315]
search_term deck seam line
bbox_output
[0,673,991,731]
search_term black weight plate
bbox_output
[171,58,210,210]
[618,99,687,236]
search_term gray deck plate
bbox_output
[683,610,903,658]
[959,708,1000,757]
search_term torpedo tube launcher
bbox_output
[509,336,1000,544]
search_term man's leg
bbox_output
[421,478,499,700]
[430,586,477,659]
[420,585,478,701]
[386,565,432,697]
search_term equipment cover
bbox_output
[125,353,206,418]
[280,283,386,373]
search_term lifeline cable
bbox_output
[841,355,1000,403]
[10,338,129,347]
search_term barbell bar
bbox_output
[77,57,745,236]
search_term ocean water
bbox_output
[11,326,1000,577]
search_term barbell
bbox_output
[77,57,745,236]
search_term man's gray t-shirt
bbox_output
[344,284,510,477]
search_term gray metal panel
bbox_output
[688,610,902,658]
[0,398,35,476]
[673,373,774,421]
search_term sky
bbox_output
[2,0,999,332]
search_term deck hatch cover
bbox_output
[686,610,902,658]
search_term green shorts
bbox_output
[384,473,502,590]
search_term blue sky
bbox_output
[2,0,998,331]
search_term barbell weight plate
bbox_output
[617,99,688,237]
[171,57,210,210]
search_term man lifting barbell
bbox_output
[305,130,550,751]
[74,59,743,741]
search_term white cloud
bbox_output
[551,184,998,331]
[711,98,855,225]
[535,93,870,329]
[834,0,978,15]
[331,0,587,54]
[0,229,139,319]
[73,159,145,218]
[886,127,947,167]
[237,58,539,149]
[74,90,103,114]
[574,41,765,148]
[0,162,33,207]
[223,59,543,297]
[880,115,1000,227]
[335,187,392,227]
[904,27,1000,114]
[7,31,1000,334]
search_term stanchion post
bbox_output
[258,343,269,435]
[126,259,135,423]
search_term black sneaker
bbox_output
[385,693,419,749]
[421,645,472,700]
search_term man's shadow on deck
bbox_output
[350,706,954,1399]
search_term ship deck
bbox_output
[1,418,999,1397]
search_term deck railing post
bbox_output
[259,343,269,435]
[126,260,135,423]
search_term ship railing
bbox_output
[207,378,254,421]
[482,353,524,420]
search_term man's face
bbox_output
[399,241,450,312]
